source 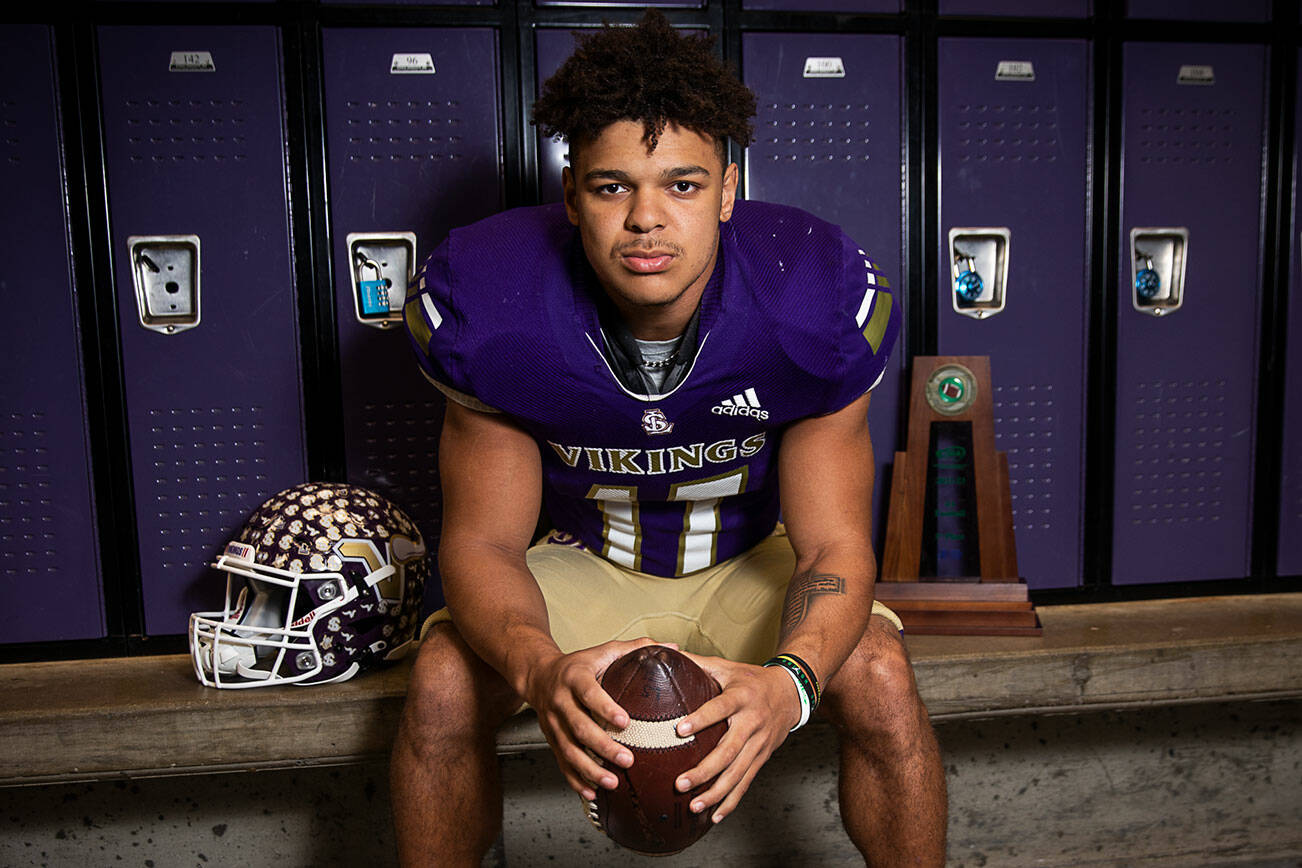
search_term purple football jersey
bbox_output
[405,201,899,577]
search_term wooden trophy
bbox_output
[877,356,1041,635]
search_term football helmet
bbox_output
[189,482,428,688]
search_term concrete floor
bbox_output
[2,699,1298,867]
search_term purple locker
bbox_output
[1113,42,1266,585]
[1279,55,1302,578]
[939,0,1090,15]
[98,26,307,635]
[742,33,904,545]
[537,0,701,7]
[743,0,899,12]
[0,27,105,643]
[1126,0,1270,22]
[536,29,584,204]
[535,28,705,204]
[937,39,1090,590]
[322,28,503,611]
[323,0,491,4]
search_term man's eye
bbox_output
[597,183,626,195]
[672,181,698,193]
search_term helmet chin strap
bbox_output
[198,636,261,680]
[234,660,274,680]
[365,564,397,587]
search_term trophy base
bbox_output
[875,579,1043,636]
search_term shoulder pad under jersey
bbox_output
[724,200,901,415]
[404,205,573,405]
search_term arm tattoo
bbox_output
[780,571,846,639]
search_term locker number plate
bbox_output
[169,52,215,73]
[803,57,845,79]
[995,61,1035,82]
[392,54,436,75]
[1177,65,1215,86]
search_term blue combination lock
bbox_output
[1135,256,1160,300]
[954,254,983,302]
[357,258,391,317]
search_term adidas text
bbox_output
[712,404,770,421]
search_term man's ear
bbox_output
[719,162,739,223]
[562,165,579,226]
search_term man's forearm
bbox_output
[440,541,562,699]
[775,544,877,691]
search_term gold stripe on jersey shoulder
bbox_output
[862,292,893,353]
[405,297,433,350]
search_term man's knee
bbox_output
[400,623,519,745]
[821,616,926,734]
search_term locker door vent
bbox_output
[360,398,443,533]
[0,413,58,575]
[343,99,467,163]
[953,102,1060,164]
[123,97,249,164]
[2,98,20,165]
[1125,378,1229,526]
[145,405,275,571]
[1136,106,1236,167]
[993,382,1060,534]
[760,102,874,163]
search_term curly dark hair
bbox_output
[532,10,756,157]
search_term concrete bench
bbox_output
[2,593,1299,786]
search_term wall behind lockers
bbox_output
[2,0,1299,659]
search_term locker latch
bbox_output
[346,232,417,329]
[1129,228,1188,317]
[128,235,201,335]
[948,227,1010,320]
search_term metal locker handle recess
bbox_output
[948,227,1011,320]
[346,232,418,329]
[128,235,202,335]
[1129,227,1189,317]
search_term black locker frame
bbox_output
[2,0,1298,664]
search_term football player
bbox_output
[391,11,946,866]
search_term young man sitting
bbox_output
[391,13,947,866]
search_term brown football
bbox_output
[585,645,727,855]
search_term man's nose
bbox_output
[625,191,666,234]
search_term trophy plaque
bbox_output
[878,356,1041,635]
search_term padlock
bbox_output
[1135,255,1161,300]
[954,254,983,302]
[357,257,390,317]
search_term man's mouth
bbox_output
[620,247,676,273]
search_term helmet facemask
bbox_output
[190,543,356,687]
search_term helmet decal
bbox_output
[336,539,386,572]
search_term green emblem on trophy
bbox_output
[925,363,977,416]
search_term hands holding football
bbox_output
[525,640,802,854]
[531,641,800,854]
[521,637,659,802]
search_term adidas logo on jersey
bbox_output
[712,388,769,421]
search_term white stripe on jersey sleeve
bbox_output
[421,293,444,330]
[855,285,878,329]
